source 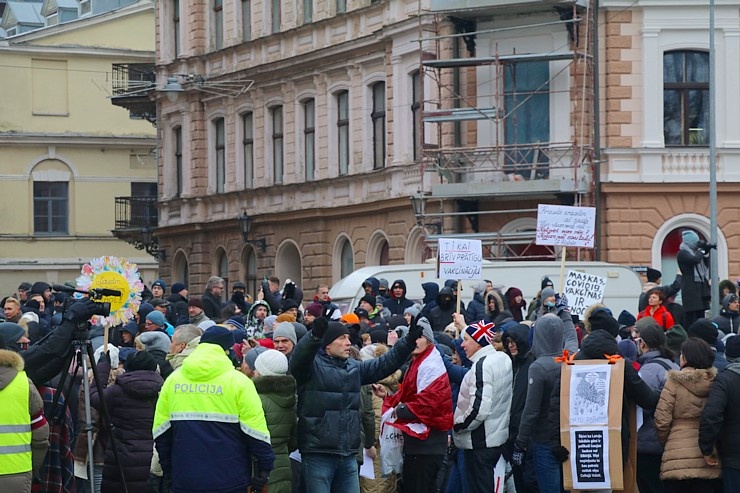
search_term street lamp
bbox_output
[237,212,266,253]
[139,226,166,261]
[409,193,442,235]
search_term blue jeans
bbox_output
[445,448,470,493]
[301,453,360,493]
[532,442,563,493]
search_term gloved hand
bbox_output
[250,468,269,491]
[511,443,525,466]
[552,445,570,463]
[65,298,103,323]
[408,316,431,341]
[312,317,329,340]
[555,293,569,312]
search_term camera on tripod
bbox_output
[52,284,116,318]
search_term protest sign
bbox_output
[564,270,607,317]
[436,238,483,280]
[536,204,596,248]
[560,358,627,492]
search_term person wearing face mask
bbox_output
[529,287,578,353]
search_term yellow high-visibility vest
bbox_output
[0,370,32,475]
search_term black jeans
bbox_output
[663,478,722,493]
[463,448,503,493]
[401,454,444,493]
[636,453,664,493]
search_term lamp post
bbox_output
[237,212,266,253]
[709,0,719,315]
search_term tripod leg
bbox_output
[80,353,97,493]
[86,344,129,493]
[50,348,77,424]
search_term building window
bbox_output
[337,90,349,175]
[174,126,183,197]
[271,0,280,33]
[337,0,346,14]
[217,249,229,297]
[303,0,312,23]
[411,71,421,161]
[214,118,225,193]
[371,82,386,169]
[340,239,353,278]
[304,99,315,181]
[213,0,223,50]
[242,112,254,188]
[173,0,181,56]
[241,0,250,41]
[504,61,550,171]
[34,182,68,235]
[271,106,284,184]
[664,50,709,146]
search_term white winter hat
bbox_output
[255,349,288,377]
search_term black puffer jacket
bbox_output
[290,330,415,456]
[699,364,740,469]
[201,290,223,320]
[502,323,534,441]
[90,360,163,493]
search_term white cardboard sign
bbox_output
[437,238,483,280]
[564,270,607,317]
[536,204,596,248]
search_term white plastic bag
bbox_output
[379,408,404,477]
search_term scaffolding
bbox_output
[416,0,596,260]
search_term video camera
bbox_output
[697,240,717,252]
[52,284,115,318]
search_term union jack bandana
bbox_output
[465,320,495,347]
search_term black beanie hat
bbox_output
[541,277,554,289]
[321,321,350,348]
[201,326,236,351]
[687,319,719,346]
[588,309,620,338]
[646,268,662,283]
[617,310,636,328]
[725,335,740,360]
[125,351,158,372]
[360,294,376,307]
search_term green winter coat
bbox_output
[253,374,297,493]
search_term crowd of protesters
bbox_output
[3,232,740,493]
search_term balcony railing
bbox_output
[114,196,158,231]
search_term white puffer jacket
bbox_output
[453,345,513,449]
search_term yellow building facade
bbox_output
[0,1,158,295]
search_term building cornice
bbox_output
[0,43,154,59]
[0,133,155,146]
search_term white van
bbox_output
[329,261,643,319]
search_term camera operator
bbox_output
[14,298,104,386]
[678,230,716,328]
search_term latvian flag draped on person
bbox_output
[383,344,453,439]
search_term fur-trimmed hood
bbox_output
[253,374,297,408]
[0,348,24,391]
[583,303,608,333]
[666,367,717,398]
[485,290,504,315]
[0,348,23,371]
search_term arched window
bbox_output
[340,239,354,278]
[172,250,189,288]
[276,241,302,287]
[242,247,258,299]
[216,248,229,301]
